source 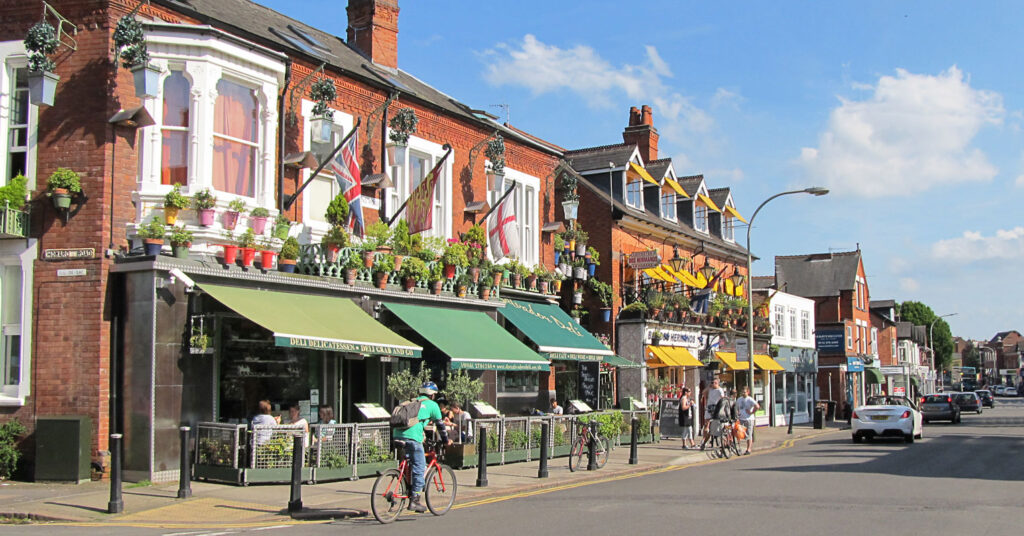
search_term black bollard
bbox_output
[586,422,598,471]
[287,434,303,514]
[107,433,123,514]
[177,426,192,499]
[538,422,549,478]
[787,407,795,435]
[628,417,639,465]
[476,426,488,487]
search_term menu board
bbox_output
[659,399,684,438]
[470,401,501,418]
[578,361,600,409]
[569,400,593,413]
[355,403,391,421]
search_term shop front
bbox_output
[772,346,817,425]
[714,351,783,426]
[863,366,884,397]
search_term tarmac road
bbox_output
[7,402,1023,535]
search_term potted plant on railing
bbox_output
[249,207,270,234]
[325,191,349,229]
[387,107,418,165]
[574,227,589,257]
[647,291,667,320]
[670,293,690,323]
[440,241,468,280]
[113,14,160,98]
[534,265,551,294]
[560,171,580,221]
[192,188,216,226]
[321,225,348,263]
[442,369,484,461]
[163,183,189,225]
[24,21,59,106]
[137,216,166,256]
[551,270,565,294]
[372,253,394,290]
[514,260,531,289]
[571,257,588,281]
[392,219,412,272]
[342,253,362,285]
[278,237,300,273]
[428,262,445,295]
[224,199,246,230]
[46,167,81,210]
[399,256,427,292]
[651,330,664,346]
[238,228,257,268]
[455,273,472,298]
[587,246,600,277]
[168,226,193,259]
[257,237,276,270]
[590,279,614,322]
[273,215,291,240]
[220,229,237,265]
[490,263,505,288]
[619,301,648,319]
[524,265,539,291]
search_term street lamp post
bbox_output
[929,313,957,392]
[746,187,829,398]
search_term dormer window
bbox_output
[722,215,735,241]
[660,186,676,221]
[626,176,643,209]
[695,204,708,232]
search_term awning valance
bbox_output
[385,302,550,371]
[199,283,422,357]
[627,161,660,185]
[725,205,747,223]
[864,367,884,384]
[498,300,612,361]
[753,354,785,372]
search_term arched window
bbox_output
[161,71,190,186]
[212,79,258,197]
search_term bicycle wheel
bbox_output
[424,464,457,516]
[730,435,742,457]
[370,468,407,524]
[718,434,731,459]
[568,438,586,472]
[595,436,610,469]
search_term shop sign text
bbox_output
[276,336,420,357]
[544,352,604,362]
[627,250,662,269]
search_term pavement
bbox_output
[0,421,844,528]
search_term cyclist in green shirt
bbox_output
[393,381,449,512]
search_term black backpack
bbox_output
[390,398,422,429]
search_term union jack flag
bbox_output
[331,129,364,237]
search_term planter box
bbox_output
[245,467,312,484]
[355,460,397,478]
[551,444,572,458]
[503,450,528,463]
[312,466,354,483]
[194,464,244,485]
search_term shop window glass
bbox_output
[212,79,258,197]
[161,71,190,186]
[498,371,539,393]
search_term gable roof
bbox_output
[774,251,862,298]
[564,143,637,173]
[990,330,1022,344]
[708,187,731,210]
[150,0,561,155]
[645,158,672,180]
[751,275,776,290]
[677,175,704,197]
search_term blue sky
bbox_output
[257,1,1024,340]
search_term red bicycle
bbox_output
[370,439,457,524]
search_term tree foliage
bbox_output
[386,367,431,402]
[898,301,954,370]
[961,341,981,370]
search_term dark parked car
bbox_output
[975,390,994,408]
[921,394,961,423]
[952,392,982,414]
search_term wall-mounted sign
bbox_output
[627,250,662,270]
[847,357,865,372]
[44,248,95,261]
[815,329,845,352]
[645,327,706,347]
[57,269,87,277]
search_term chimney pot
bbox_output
[628,106,640,126]
[622,104,659,162]
[641,105,653,125]
[346,0,400,69]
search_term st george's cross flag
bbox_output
[331,128,364,237]
[487,195,520,261]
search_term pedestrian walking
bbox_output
[678,387,696,449]
[699,377,726,450]
[735,386,760,455]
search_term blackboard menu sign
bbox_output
[659,399,684,438]
[578,361,600,409]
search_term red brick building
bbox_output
[987,330,1023,386]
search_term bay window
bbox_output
[160,71,189,186]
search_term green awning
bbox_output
[603,354,641,368]
[498,300,613,361]
[200,283,421,357]
[385,303,550,371]
[864,367,883,384]
[910,376,921,388]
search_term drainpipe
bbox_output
[277,60,293,215]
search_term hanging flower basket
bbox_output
[131,63,161,98]
[573,266,588,280]
[28,71,59,107]
[51,187,72,209]
[553,280,562,293]
[587,263,597,277]
[575,242,587,257]
[386,143,407,167]
[561,199,580,221]
[310,116,332,144]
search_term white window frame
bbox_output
[660,187,676,222]
[0,42,37,190]
[788,307,797,342]
[774,305,785,338]
[135,26,285,247]
[846,326,853,350]
[625,176,643,209]
[384,134,454,240]
[694,204,708,233]
[488,167,540,267]
[800,311,810,341]
[0,240,36,406]
[722,214,735,242]
[300,99,354,239]
[871,327,879,357]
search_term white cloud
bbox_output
[1016,175,1024,187]
[711,88,743,110]
[481,35,712,133]
[899,278,920,292]
[707,167,745,182]
[799,66,1003,197]
[931,227,1024,263]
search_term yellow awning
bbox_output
[662,346,704,367]
[725,205,747,223]
[716,352,753,371]
[664,177,689,197]
[628,162,659,185]
[723,279,746,297]
[697,193,721,212]
[754,354,785,372]
[664,265,700,287]
[645,346,675,367]
[642,267,676,283]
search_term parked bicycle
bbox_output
[568,420,609,472]
[706,419,741,459]
[370,439,457,524]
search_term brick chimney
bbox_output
[347,0,399,69]
[622,104,659,162]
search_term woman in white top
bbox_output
[287,403,310,449]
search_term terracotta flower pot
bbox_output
[362,250,375,268]
[344,268,357,285]
[492,271,503,287]
[223,211,240,230]
[511,273,522,288]
[326,245,341,263]
[430,280,443,295]
[374,271,388,290]
[393,255,404,272]
[403,277,417,292]
[278,258,297,273]
[479,286,491,300]
[240,247,256,268]
[526,275,537,291]
[538,280,549,294]
[250,216,268,234]
[164,206,180,225]
[199,208,215,226]
[469,267,480,283]
[222,244,239,265]
[259,250,276,269]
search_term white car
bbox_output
[851,395,924,444]
[994,386,1006,396]
[1006,387,1018,396]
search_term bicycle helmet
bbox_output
[419,381,439,395]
